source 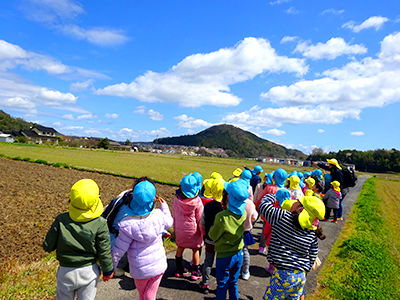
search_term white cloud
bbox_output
[53,121,63,127]
[118,127,172,140]
[21,0,128,46]
[76,114,96,120]
[57,24,128,46]
[134,105,146,114]
[342,16,389,33]
[174,114,213,129]
[281,36,298,43]
[294,38,367,60]
[262,32,400,111]
[318,129,325,133]
[350,131,364,136]
[70,79,94,91]
[265,128,286,136]
[147,109,163,121]
[222,105,360,128]
[105,113,119,119]
[286,7,300,14]
[270,0,291,5]
[62,114,75,121]
[0,40,108,79]
[321,9,345,15]
[95,37,308,107]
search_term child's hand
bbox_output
[157,197,165,204]
[103,272,114,282]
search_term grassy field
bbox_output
[307,177,400,300]
[0,143,315,184]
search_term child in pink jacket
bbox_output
[173,173,204,280]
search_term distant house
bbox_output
[19,125,59,144]
[0,133,14,143]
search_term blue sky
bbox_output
[1,0,399,154]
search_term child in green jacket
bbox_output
[209,179,248,300]
[43,179,114,300]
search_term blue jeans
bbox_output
[337,187,349,218]
[215,250,243,300]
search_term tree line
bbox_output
[307,148,400,173]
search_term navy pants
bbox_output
[215,250,243,300]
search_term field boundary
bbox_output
[0,153,180,187]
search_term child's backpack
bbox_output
[342,167,357,188]
[102,191,132,236]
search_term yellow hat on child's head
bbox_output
[305,177,315,189]
[203,178,214,198]
[69,179,103,222]
[331,181,341,192]
[232,168,243,177]
[298,196,325,230]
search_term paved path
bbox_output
[95,175,369,300]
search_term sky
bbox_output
[1,0,400,154]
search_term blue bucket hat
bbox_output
[313,169,323,179]
[126,181,156,217]
[224,180,249,215]
[303,172,311,178]
[265,172,274,185]
[240,169,252,185]
[191,172,203,191]
[275,188,291,207]
[252,165,263,175]
[323,173,332,183]
[274,168,288,188]
[288,170,297,178]
[180,174,200,198]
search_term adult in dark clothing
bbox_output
[312,158,349,220]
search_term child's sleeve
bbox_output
[309,235,318,269]
[259,194,285,226]
[160,202,173,230]
[42,216,60,253]
[95,220,114,276]
[208,213,224,242]
[111,228,133,270]
[200,210,206,235]
[195,200,204,228]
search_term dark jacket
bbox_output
[317,163,347,189]
[202,200,223,242]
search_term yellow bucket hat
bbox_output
[331,180,341,192]
[212,178,225,202]
[281,199,296,211]
[326,158,342,170]
[298,196,325,230]
[211,172,223,180]
[69,179,103,222]
[289,175,300,190]
[232,168,243,177]
[203,178,214,198]
[305,177,315,189]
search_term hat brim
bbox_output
[69,198,103,222]
[327,159,342,170]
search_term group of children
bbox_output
[43,158,346,300]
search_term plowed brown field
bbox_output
[0,157,177,266]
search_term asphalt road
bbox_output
[95,175,369,300]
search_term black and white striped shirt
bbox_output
[259,194,318,272]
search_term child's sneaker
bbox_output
[198,282,209,294]
[337,217,343,221]
[242,272,250,280]
[322,218,329,222]
[332,220,338,223]
[190,269,202,281]
[162,231,171,239]
[175,268,190,278]
[258,247,265,254]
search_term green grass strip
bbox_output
[316,178,400,300]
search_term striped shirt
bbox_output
[259,194,318,272]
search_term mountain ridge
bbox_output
[154,124,306,159]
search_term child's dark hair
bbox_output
[311,174,320,183]
[314,181,323,193]
[221,190,229,208]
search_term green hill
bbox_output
[154,124,306,159]
[0,110,33,131]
